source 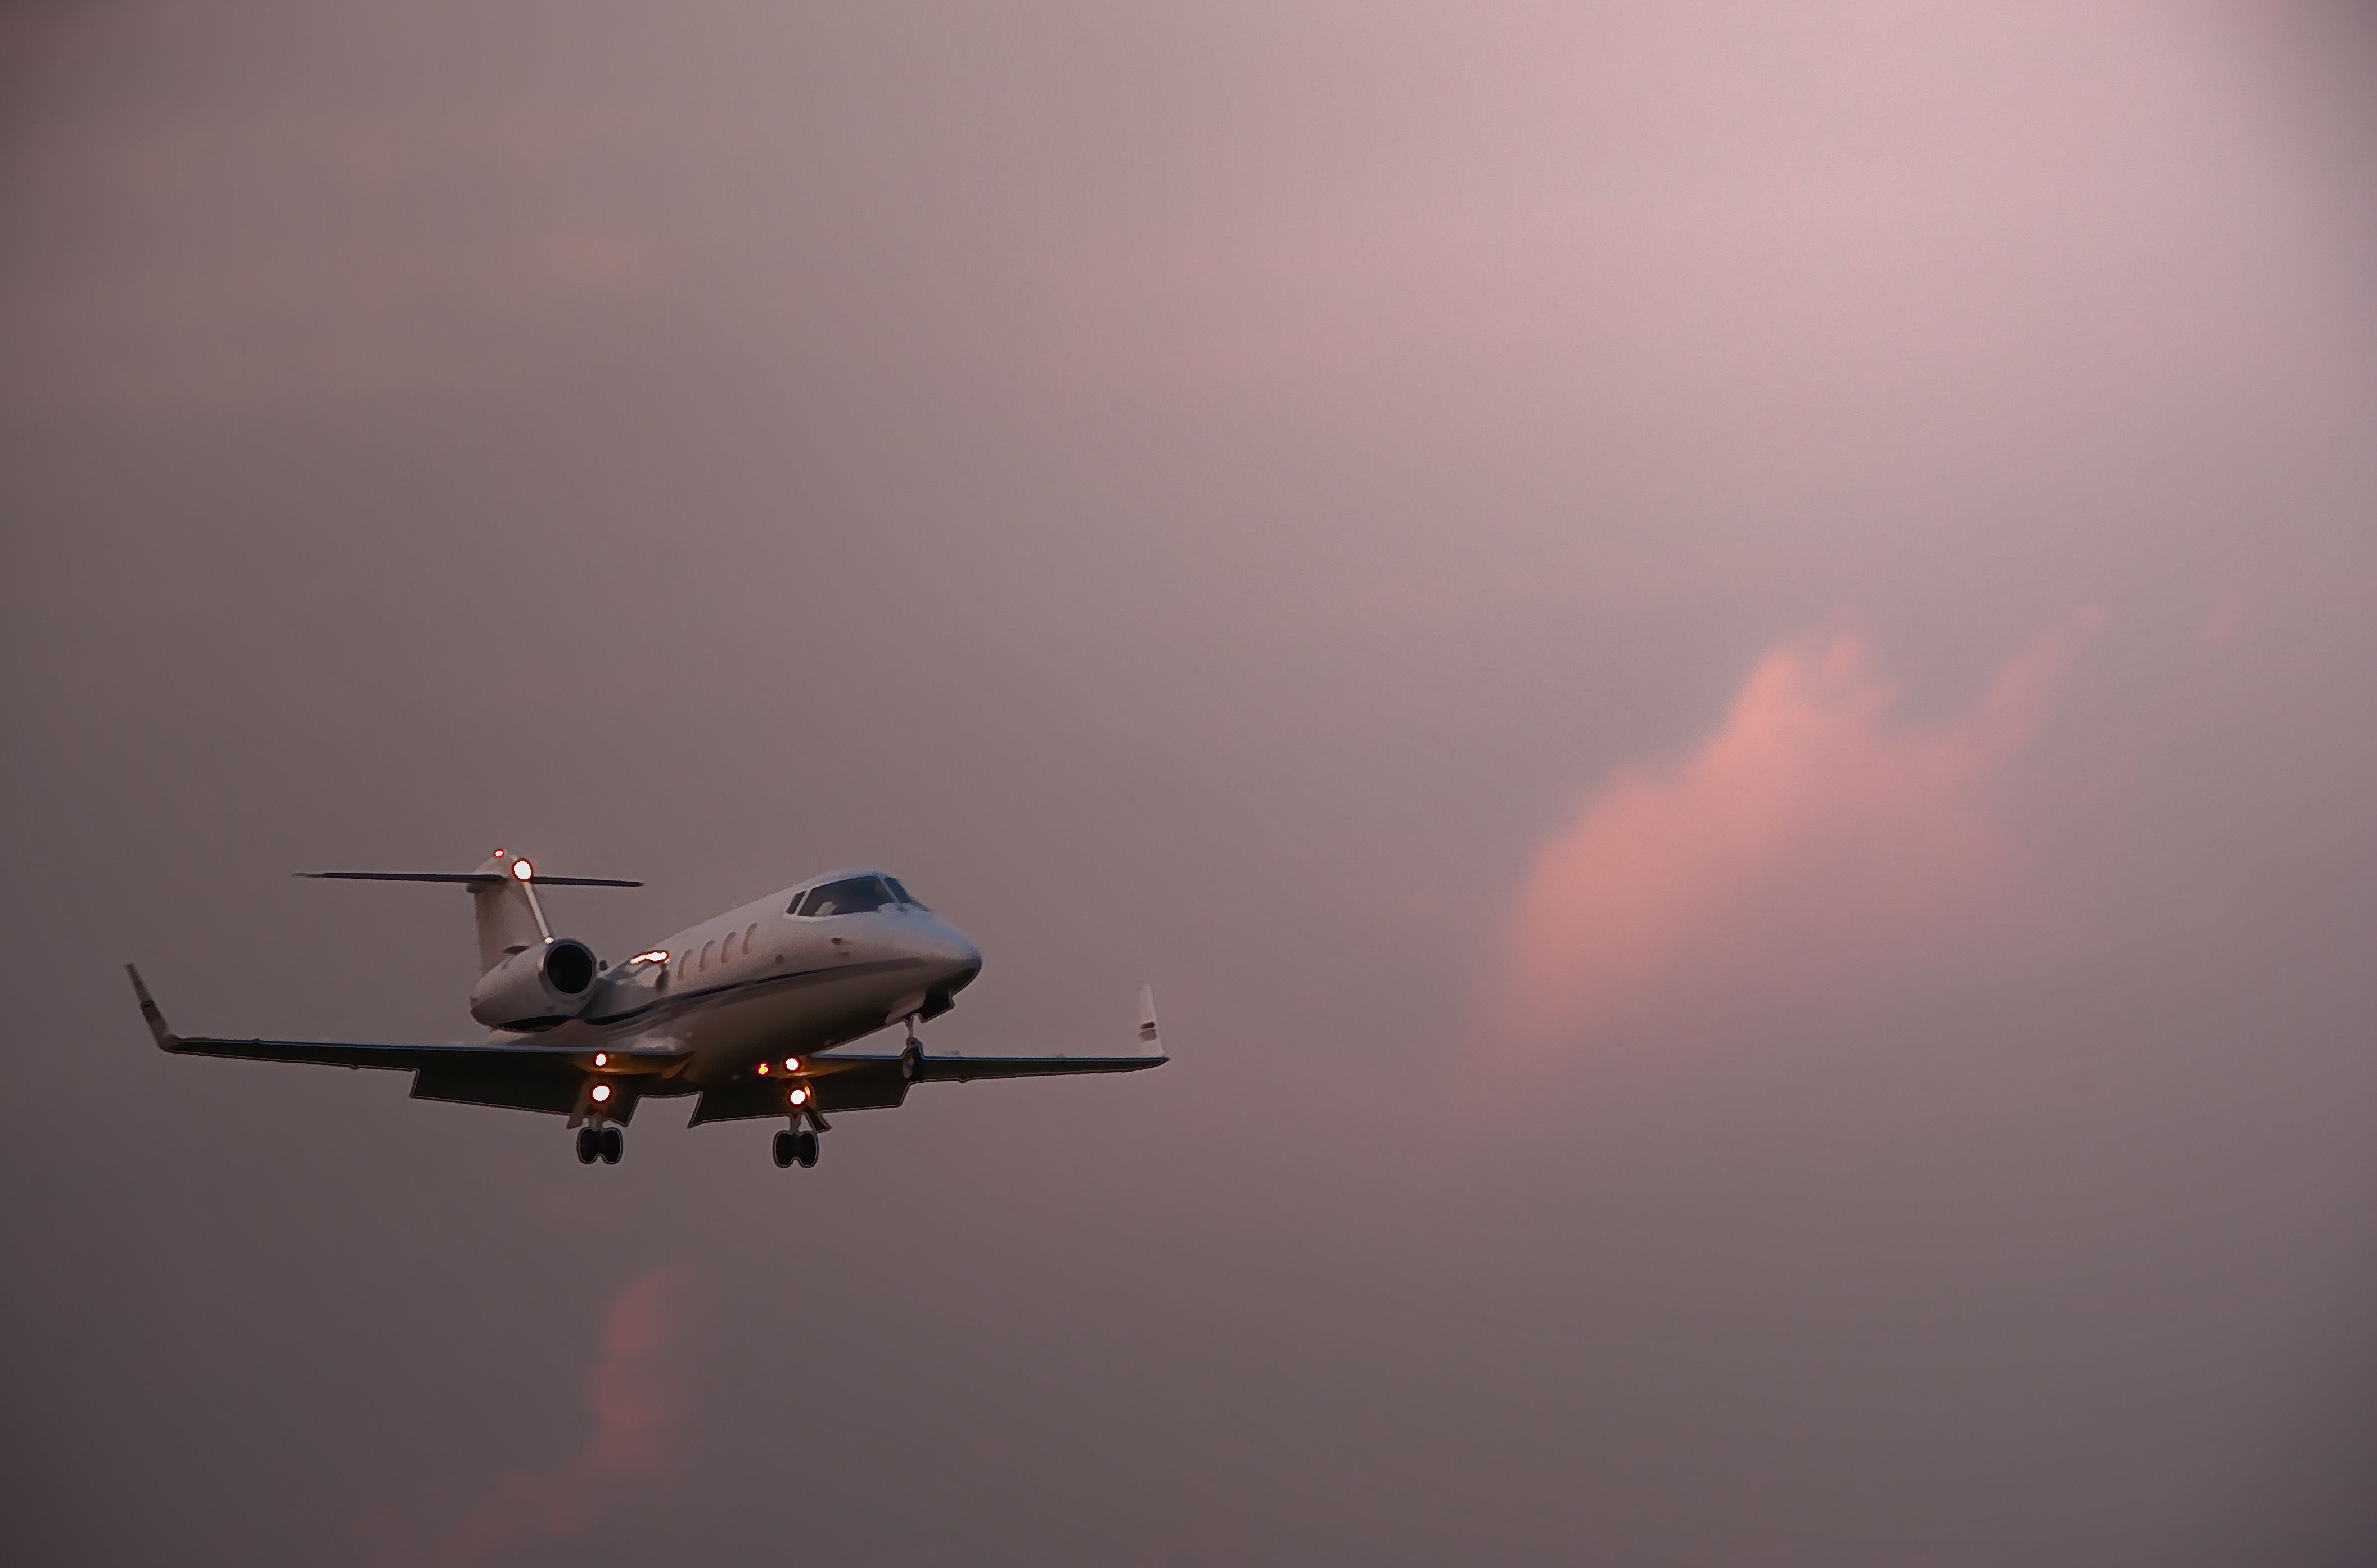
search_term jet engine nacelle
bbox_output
[470,938,599,1031]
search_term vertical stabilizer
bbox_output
[470,851,544,975]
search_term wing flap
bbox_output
[413,1059,615,1118]
[688,1058,912,1124]
[684,1047,1163,1126]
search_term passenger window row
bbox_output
[687,922,765,975]
[665,878,930,979]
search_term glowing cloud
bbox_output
[432,1266,689,1567]
[1490,627,2080,1054]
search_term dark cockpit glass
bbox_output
[883,877,928,910]
[793,875,896,917]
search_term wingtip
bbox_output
[125,963,177,1050]
[1137,984,1162,1058]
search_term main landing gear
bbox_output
[773,1092,828,1169]
[575,1125,624,1165]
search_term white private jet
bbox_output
[128,849,1165,1168]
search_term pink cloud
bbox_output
[419,1266,690,1567]
[1487,625,2084,1056]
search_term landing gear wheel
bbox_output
[598,1126,624,1164]
[794,1129,820,1168]
[575,1127,598,1164]
[900,1041,923,1082]
[772,1129,797,1168]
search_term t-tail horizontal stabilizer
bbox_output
[299,851,641,975]
[296,871,643,886]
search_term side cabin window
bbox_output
[700,940,715,971]
[793,876,896,917]
[742,923,759,955]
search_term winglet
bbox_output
[1138,984,1164,1059]
[126,963,179,1051]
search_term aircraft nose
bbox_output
[920,921,982,990]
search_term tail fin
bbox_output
[297,850,641,976]
[466,852,544,973]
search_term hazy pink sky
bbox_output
[1490,622,2083,1055]
[5,4,2376,1565]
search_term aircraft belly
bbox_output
[681,963,923,1081]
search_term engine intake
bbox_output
[470,938,599,1031]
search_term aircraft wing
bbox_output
[908,1053,1168,1082]
[685,1051,1165,1125]
[128,964,687,1118]
[689,986,1170,1126]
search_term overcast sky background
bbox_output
[5,3,2377,1564]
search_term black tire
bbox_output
[772,1129,796,1168]
[575,1127,598,1164]
[900,1042,922,1082]
[599,1126,624,1164]
[795,1130,820,1169]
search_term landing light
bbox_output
[756,1062,769,1076]
[783,1056,800,1073]
[593,1052,608,1067]
[788,1086,809,1106]
[590,1083,612,1104]
[512,858,535,882]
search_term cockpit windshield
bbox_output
[793,876,891,916]
[790,874,930,917]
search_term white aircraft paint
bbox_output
[128,849,1165,1168]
